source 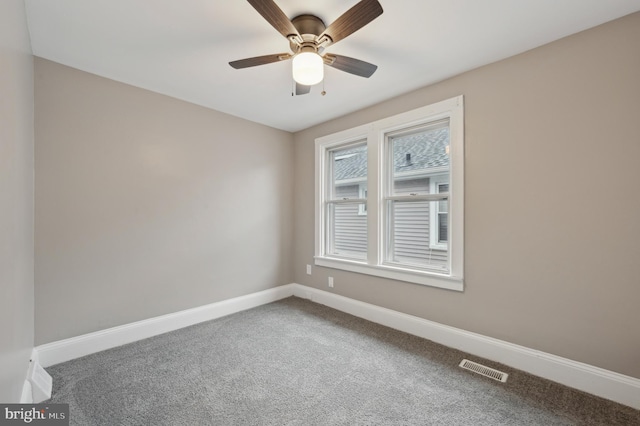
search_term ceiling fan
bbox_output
[229,0,384,95]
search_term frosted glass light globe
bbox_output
[292,52,324,86]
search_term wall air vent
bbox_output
[459,359,508,383]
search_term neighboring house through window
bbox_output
[358,184,367,215]
[429,175,449,250]
[315,96,464,291]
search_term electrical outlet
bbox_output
[328,277,334,288]
[306,264,312,275]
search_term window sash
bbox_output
[383,197,450,274]
[326,142,367,201]
[324,200,368,260]
[387,119,450,197]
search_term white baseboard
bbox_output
[33,282,639,410]
[36,284,296,368]
[290,284,640,410]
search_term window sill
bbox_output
[314,256,464,291]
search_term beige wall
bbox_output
[293,12,640,378]
[0,0,35,402]
[35,59,294,344]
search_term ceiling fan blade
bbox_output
[324,54,377,78]
[319,0,383,45]
[229,53,292,69]
[247,0,301,40]
[295,83,311,95]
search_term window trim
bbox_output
[314,96,464,291]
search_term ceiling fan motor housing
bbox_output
[292,14,326,36]
[289,14,326,52]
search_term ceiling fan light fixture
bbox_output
[229,0,384,94]
[292,51,324,86]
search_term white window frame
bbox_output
[429,174,449,250]
[314,96,464,291]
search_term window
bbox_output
[315,96,464,291]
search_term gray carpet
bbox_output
[46,297,639,425]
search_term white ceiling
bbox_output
[24,0,640,132]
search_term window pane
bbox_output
[438,213,448,243]
[327,202,367,259]
[438,183,449,212]
[330,144,367,200]
[387,200,449,273]
[390,124,449,195]
[431,178,449,247]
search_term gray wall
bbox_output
[0,0,35,402]
[35,59,294,344]
[293,12,640,379]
